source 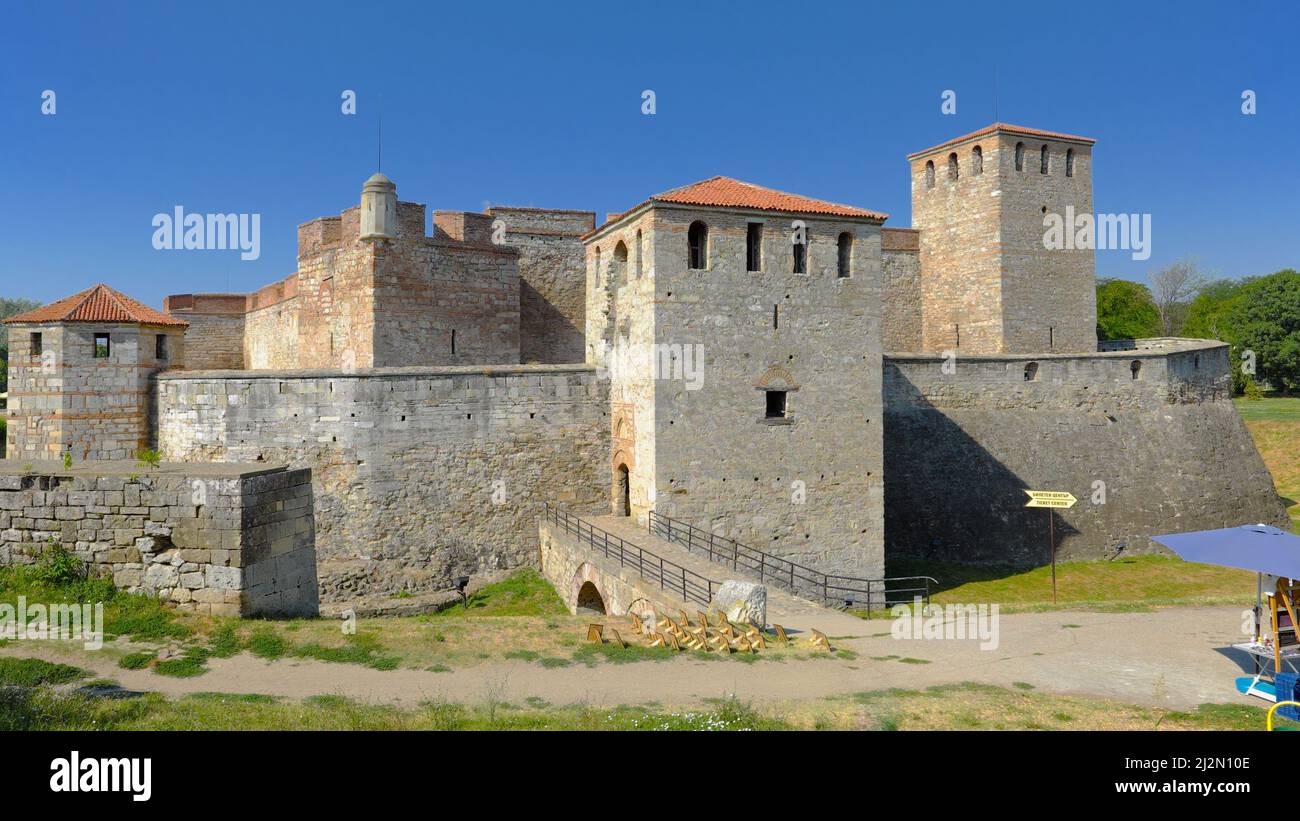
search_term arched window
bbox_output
[1015,142,1025,172]
[925,160,935,188]
[1065,148,1075,178]
[972,145,983,175]
[1130,360,1141,380]
[1040,144,1049,174]
[836,232,852,278]
[634,229,643,278]
[1024,361,1039,382]
[613,241,628,286]
[948,152,959,181]
[594,247,601,280]
[792,229,808,274]
[687,221,708,270]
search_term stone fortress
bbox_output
[2,123,1286,614]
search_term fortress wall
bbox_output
[883,340,1288,563]
[154,365,609,600]
[243,296,300,370]
[882,228,921,351]
[488,207,594,365]
[163,295,246,370]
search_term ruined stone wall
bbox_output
[0,462,316,617]
[5,323,185,462]
[488,207,593,365]
[882,228,921,351]
[882,340,1288,564]
[163,294,246,369]
[154,365,609,600]
[595,204,885,579]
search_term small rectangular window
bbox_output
[155,334,168,360]
[93,333,110,358]
[773,305,779,329]
[765,390,787,419]
[746,223,762,272]
[30,332,42,357]
[451,329,457,355]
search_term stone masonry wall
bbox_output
[163,294,246,369]
[882,339,1288,564]
[154,365,609,600]
[0,462,317,617]
[882,228,921,351]
[487,207,594,365]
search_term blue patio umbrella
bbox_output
[1151,523,1300,579]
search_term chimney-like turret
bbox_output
[359,172,397,241]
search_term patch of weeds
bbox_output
[898,657,931,665]
[187,692,279,704]
[208,623,242,658]
[1013,681,1036,690]
[504,649,540,662]
[0,657,89,686]
[524,696,551,709]
[247,627,289,660]
[571,642,676,666]
[154,646,210,678]
[427,569,567,618]
[870,654,900,661]
[836,649,859,661]
[1062,624,1082,629]
[118,652,155,671]
[1053,712,1074,723]
[426,663,453,673]
[538,656,571,669]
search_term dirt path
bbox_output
[4,605,1265,711]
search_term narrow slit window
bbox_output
[972,145,983,175]
[746,222,762,272]
[773,304,779,329]
[451,329,456,355]
[837,232,852,278]
[1066,148,1075,177]
[1040,144,1049,174]
[688,221,708,270]
[1015,142,1025,172]
[792,233,807,274]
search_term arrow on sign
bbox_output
[1024,490,1077,509]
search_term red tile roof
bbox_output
[3,284,188,327]
[585,176,887,238]
[907,123,1096,160]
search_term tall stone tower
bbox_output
[908,123,1097,354]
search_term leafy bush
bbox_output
[30,542,86,586]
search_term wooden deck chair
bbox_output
[707,632,732,653]
[735,635,755,654]
[772,624,790,646]
[587,623,604,644]
[679,609,692,627]
[628,612,644,634]
[648,632,665,648]
[664,631,683,652]
[696,611,712,629]
[656,613,672,632]
[608,628,627,650]
[809,629,832,651]
[744,625,767,649]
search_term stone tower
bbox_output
[908,123,1097,354]
[359,172,397,241]
[3,284,186,462]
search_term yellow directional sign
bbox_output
[1024,490,1077,509]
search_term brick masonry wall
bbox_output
[0,462,317,616]
[154,365,609,600]
[882,340,1288,562]
[6,323,185,462]
[163,295,246,369]
[487,207,594,365]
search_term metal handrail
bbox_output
[647,510,935,614]
[542,503,719,607]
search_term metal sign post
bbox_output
[1024,490,1078,604]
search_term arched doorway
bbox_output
[615,464,630,517]
[576,581,606,615]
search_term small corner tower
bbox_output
[359,172,397,241]
[908,123,1097,354]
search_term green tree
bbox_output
[1181,279,1248,392]
[1233,270,1300,394]
[1095,278,1161,340]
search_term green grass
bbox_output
[0,656,89,687]
[245,625,399,670]
[1236,396,1300,532]
[1234,396,1300,422]
[422,569,568,618]
[0,565,189,643]
[877,554,1255,614]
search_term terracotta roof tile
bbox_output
[907,123,1096,160]
[585,176,887,239]
[3,284,188,327]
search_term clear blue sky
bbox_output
[1,0,1296,308]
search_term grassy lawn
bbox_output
[0,564,829,679]
[3,656,1295,731]
[1235,395,1300,531]
[881,555,1256,615]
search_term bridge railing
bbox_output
[647,510,935,615]
[542,503,718,607]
